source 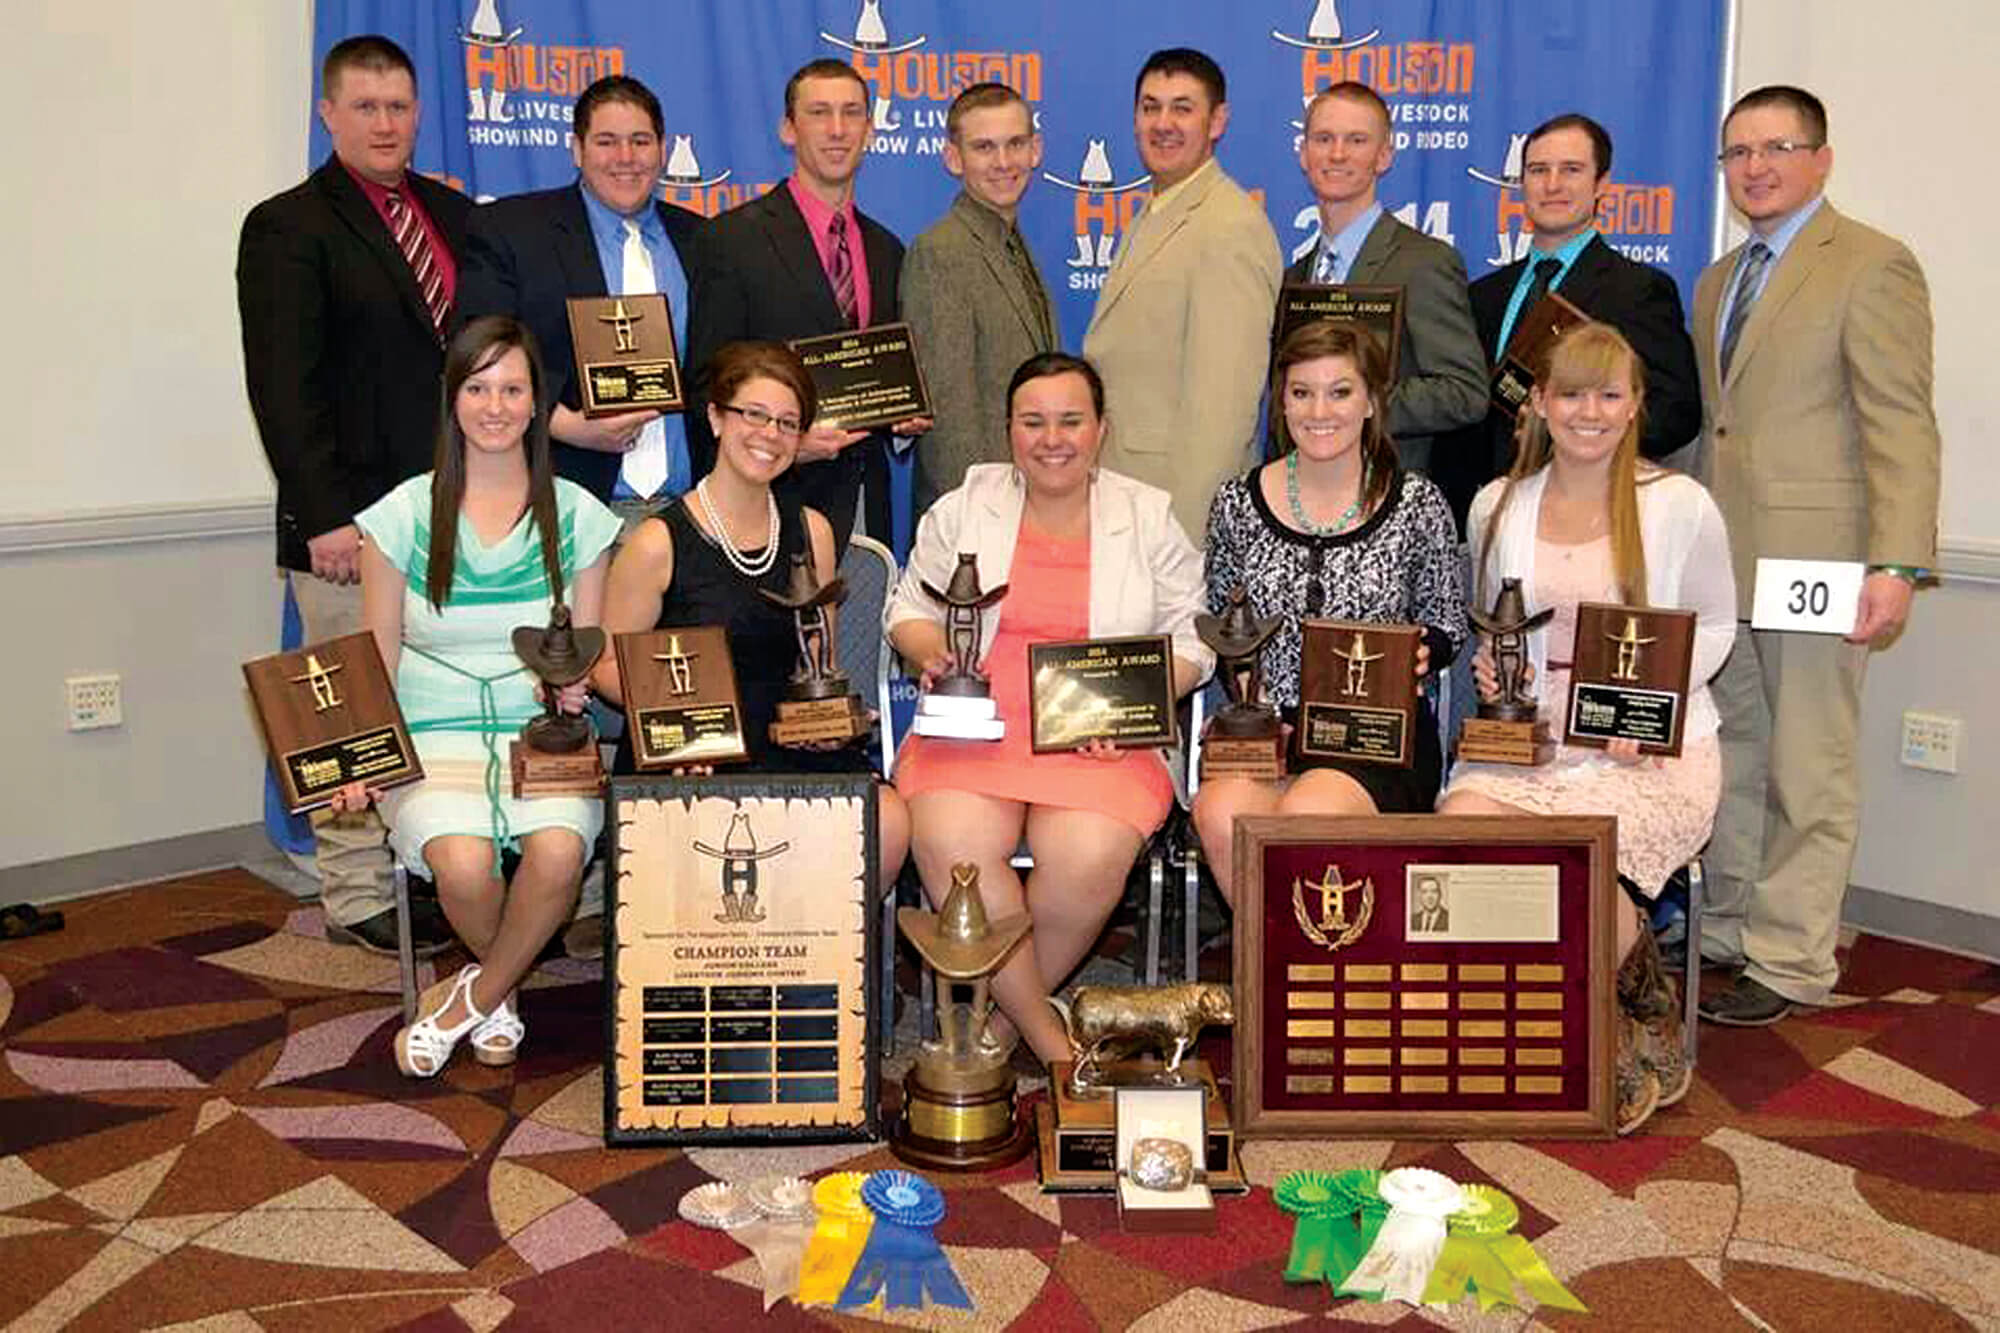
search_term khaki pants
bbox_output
[1704,622,1868,1005]
[287,570,393,926]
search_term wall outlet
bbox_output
[66,673,122,731]
[1900,710,1961,774]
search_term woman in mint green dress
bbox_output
[337,316,621,1078]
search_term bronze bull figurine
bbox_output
[1047,982,1234,1097]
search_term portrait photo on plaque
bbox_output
[565,292,684,417]
[612,626,749,769]
[1562,603,1697,756]
[1274,284,1404,382]
[1231,814,1616,1140]
[789,322,931,432]
[1027,634,1178,754]
[604,773,879,1145]
[243,631,423,814]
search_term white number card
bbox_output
[1750,559,1865,634]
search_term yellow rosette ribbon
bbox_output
[1420,1183,1587,1313]
[795,1171,875,1305]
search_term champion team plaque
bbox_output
[243,632,423,814]
[605,773,880,1145]
[1232,814,1616,1140]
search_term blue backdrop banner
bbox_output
[312,0,1725,356]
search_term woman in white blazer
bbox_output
[1438,322,1737,1134]
[886,353,1213,1066]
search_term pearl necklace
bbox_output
[694,478,779,579]
[1285,452,1370,538]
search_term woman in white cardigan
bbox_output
[1438,322,1736,1132]
[886,353,1213,1066]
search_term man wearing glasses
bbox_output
[901,82,1060,520]
[1695,85,1940,1027]
[1432,113,1702,531]
[457,75,701,518]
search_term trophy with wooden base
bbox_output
[1035,982,1247,1193]
[1195,587,1285,782]
[510,605,606,796]
[1457,578,1555,765]
[759,553,870,747]
[888,864,1036,1170]
[911,553,1007,740]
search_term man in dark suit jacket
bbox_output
[457,76,701,506]
[1431,114,1702,531]
[686,59,923,554]
[237,35,467,956]
[1285,82,1487,475]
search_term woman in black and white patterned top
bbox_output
[1192,320,1468,905]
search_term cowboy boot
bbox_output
[1619,912,1691,1108]
[1615,1010,1661,1136]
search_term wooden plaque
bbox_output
[1297,621,1422,767]
[243,632,422,814]
[1028,635,1178,754]
[789,322,931,431]
[1491,290,1589,417]
[1275,283,1405,382]
[1231,815,1616,1140]
[605,773,880,1144]
[1564,603,1697,757]
[613,627,749,768]
[566,292,684,417]
[1035,1059,1246,1194]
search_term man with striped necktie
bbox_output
[238,34,470,957]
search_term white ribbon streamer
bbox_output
[1337,1167,1466,1306]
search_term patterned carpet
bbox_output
[1,868,1996,1331]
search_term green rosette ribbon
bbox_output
[1420,1183,1587,1313]
[1274,1169,1388,1287]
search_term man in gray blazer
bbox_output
[902,83,1060,517]
[1285,82,1486,474]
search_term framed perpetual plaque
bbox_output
[565,293,684,417]
[605,773,880,1145]
[789,323,931,432]
[1275,284,1404,381]
[243,632,422,814]
[1564,603,1696,757]
[1028,635,1178,754]
[1231,815,1616,1140]
[613,627,749,768]
[1491,291,1588,418]
[1297,621,1422,767]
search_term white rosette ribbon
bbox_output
[1336,1167,1466,1306]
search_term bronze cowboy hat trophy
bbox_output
[757,552,870,746]
[1194,586,1286,781]
[510,604,608,795]
[889,863,1035,1170]
[911,554,1008,739]
[1457,577,1556,765]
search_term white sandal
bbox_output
[394,964,489,1078]
[470,991,524,1067]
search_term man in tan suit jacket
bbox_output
[1084,48,1282,540]
[902,83,1060,517]
[1694,86,1940,1026]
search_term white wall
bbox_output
[0,2,306,520]
[1733,0,1996,921]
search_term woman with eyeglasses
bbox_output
[885,352,1213,1068]
[594,341,909,859]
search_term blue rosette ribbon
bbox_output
[835,1170,972,1311]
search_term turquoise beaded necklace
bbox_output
[1285,451,1370,537]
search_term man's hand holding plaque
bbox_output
[1195,587,1285,782]
[1297,620,1424,767]
[1563,603,1696,757]
[565,294,684,417]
